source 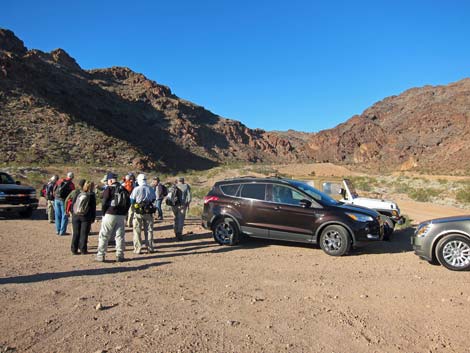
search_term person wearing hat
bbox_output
[53,171,75,235]
[130,173,157,254]
[96,172,130,262]
[45,175,58,223]
[172,177,191,240]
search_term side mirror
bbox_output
[300,199,312,208]
[338,188,344,195]
[15,181,21,185]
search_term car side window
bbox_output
[272,185,305,206]
[220,184,240,196]
[240,183,266,201]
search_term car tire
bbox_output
[436,234,470,271]
[213,218,240,246]
[319,225,351,256]
[19,208,33,218]
[382,216,395,241]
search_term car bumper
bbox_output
[352,221,384,242]
[0,198,38,213]
[411,236,433,261]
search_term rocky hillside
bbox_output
[305,79,470,173]
[1,28,469,173]
[0,29,306,171]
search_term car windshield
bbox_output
[0,173,15,184]
[288,180,341,206]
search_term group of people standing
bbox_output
[43,171,192,262]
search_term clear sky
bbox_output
[2,0,470,132]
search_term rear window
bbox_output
[240,183,266,201]
[220,184,240,196]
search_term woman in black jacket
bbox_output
[71,181,96,255]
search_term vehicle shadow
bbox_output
[0,261,171,285]
[350,226,415,255]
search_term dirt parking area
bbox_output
[1,200,469,353]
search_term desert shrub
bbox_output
[350,176,377,192]
[394,183,412,194]
[408,188,440,202]
[191,186,211,200]
[456,186,470,204]
[437,178,448,185]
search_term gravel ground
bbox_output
[0,200,469,353]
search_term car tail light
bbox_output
[204,196,219,204]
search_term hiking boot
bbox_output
[175,233,183,241]
[95,255,105,262]
[71,251,79,255]
[148,248,155,253]
[133,249,142,255]
[116,257,125,263]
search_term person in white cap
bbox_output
[130,173,157,254]
[45,175,58,223]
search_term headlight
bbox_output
[346,212,374,222]
[391,210,399,217]
[416,224,431,238]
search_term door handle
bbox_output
[274,206,281,211]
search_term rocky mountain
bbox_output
[305,79,470,173]
[1,28,469,173]
[0,29,307,171]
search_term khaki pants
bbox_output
[133,213,154,253]
[47,200,55,222]
[127,207,135,227]
[97,214,126,259]
[172,205,187,238]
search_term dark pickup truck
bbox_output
[0,172,38,218]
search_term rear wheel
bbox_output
[319,225,351,256]
[436,235,470,271]
[213,218,240,246]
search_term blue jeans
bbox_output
[156,199,163,219]
[54,199,68,235]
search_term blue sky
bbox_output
[2,0,470,132]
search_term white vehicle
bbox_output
[323,179,405,239]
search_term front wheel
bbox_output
[436,235,470,271]
[319,225,351,256]
[381,216,395,241]
[213,218,240,246]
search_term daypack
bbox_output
[113,184,130,211]
[55,180,70,199]
[41,184,47,198]
[73,192,91,216]
[160,184,168,197]
[166,185,182,206]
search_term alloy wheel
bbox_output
[442,240,470,268]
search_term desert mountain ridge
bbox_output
[1,28,469,173]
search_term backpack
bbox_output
[113,184,130,211]
[160,184,168,197]
[41,184,47,198]
[73,192,90,216]
[55,180,70,199]
[166,185,182,206]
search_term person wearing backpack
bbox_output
[130,174,157,254]
[96,172,130,262]
[44,175,58,223]
[169,177,191,241]
[70,181,96,255]
[152,176,167,221]
[53,172,75,236]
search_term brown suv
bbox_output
[202,177,384,256]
